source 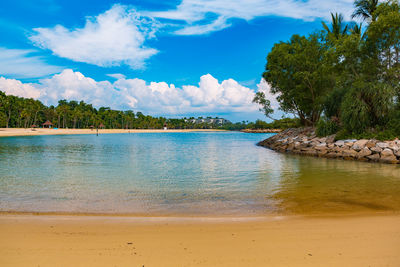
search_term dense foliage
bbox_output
[0,91,232,129]
[255,0,400,139]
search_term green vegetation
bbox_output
[254,0,400,140]
[0,91,231,129]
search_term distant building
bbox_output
[184,117,230,125]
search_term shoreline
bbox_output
[1,213,399,266]
[0,128,226,137]
[258,127,400,164]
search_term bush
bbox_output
[316,117,339,137]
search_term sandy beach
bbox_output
[0,128,226,137]
[0,214,399,267]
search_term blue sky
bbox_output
[0,0,354,121]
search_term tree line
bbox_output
[0,91,229,129]
[254,0,400,139]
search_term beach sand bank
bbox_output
[0,214,399,266]
[0,128,226,137]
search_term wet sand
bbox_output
[0,128,225,137]
[0,214,399,266]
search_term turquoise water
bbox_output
[0,132,399,215]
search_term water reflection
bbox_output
[0,133,399,215]
[269,154,400,214]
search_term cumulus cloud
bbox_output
[0,47,62,79]
[0,70,277,117]
[29,4,158,69]
[0,77,41,99]
[150,0,354,35]
[256,78,279,109]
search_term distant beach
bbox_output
[0,128,226,137]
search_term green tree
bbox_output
[351,0,379,21]
[263,33,335,126]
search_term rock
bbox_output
[376,142,389,149]
[388,143,399,151]
[380,155,398,164]
[327,143,335,149]
[286,143,295,151]
[317,149,328,156]
[326,135,336,144]
[381,148,394,157]
[315,143,327,150]
[344,139,357,147]
[357,147,372,159]
[352,139,369,151]
[366,140,377,148]
[394,150,400,157]
[342,149,358,159]
[370,146,383,153]
[367,153,380,161]
[334,140,345,147]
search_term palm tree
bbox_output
[351,0,379,22]
[322,13,348,39]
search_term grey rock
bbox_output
[315,143,327,150]
[335,140,345,147]
[376,142,389,149]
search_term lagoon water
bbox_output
[0,132,399,216]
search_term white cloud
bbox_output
[150,0,354,35]
[0,77,41,99]
[256,78,279,109]
[0,70,279,117]
[107,73,126,80]
[0,47,62,79]
[26,0,355,70]
[29,4,158,69]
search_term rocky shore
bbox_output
[258,128,400,164]
[241,129,282,133]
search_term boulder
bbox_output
[367,153,380,162]
[334,140,345,147]
[388,143,399,151]
[326,134,336,144]
[370,146,383,153]
[352,139,369,151]
[294,141,301,148]
[394,150,400,157]
[342,149,358,159]
[315,143,327,150]
[286,143,295,151]
[381,148,394,157]
[376,142,389,149]
[366,140,377,148]
[357,147,372,159]
[327,143,335,148]
[317,149,328,156]
[380,155,398,164]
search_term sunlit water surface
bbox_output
[0,132,399,216]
